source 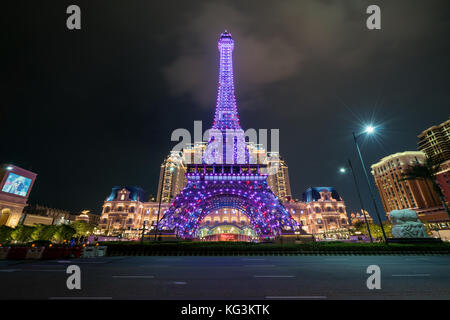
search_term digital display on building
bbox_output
[1,172,32,197]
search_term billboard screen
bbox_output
[1,172,32,197]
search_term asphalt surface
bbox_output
[1,255,450,300]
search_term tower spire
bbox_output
[212,30,241,130]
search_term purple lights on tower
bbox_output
[205,31,248,165]
[213,31,240,130]
[158,31,300,239]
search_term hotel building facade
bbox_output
[371,151,442,214]
[418,118,450,165]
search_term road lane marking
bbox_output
[244,265,276,267]
[265,296,327,299]
[323,259,348,261]
[242,259,266,261]
[173,282,187,285]
[112,275,155,278]
[0,269,21,272]
[24,269,66,272]
[254,275,295,278]
[139,265,169,267]
[49,297,112,300]
[392,274,430,277]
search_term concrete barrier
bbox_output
[0,247,10,259]
[81,246,96,258]
[95,246,107,257]
[26,247,45,260]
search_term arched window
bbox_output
[104,207,110,213]
[129,206,135,213]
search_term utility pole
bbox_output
[348,159,373,242]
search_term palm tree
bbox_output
[401,157,450,218]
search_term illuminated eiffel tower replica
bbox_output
[159,31,300,239]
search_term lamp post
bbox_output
[352,127,388,242]
[340,160,373,242]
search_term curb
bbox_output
[106,250,450,256]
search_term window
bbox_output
[104,207,110,213]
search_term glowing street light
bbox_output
[339,167,347,174]
[365,125,375,134]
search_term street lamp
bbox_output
[339,160,373,242]
[352,126,388,242]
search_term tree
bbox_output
[0,225,14,243]
[71,221,95,239]
[52,224,76,243]
[30,225,59,242]
[401,157,450,218]
[11,225,35,243]
[368,222,393,240]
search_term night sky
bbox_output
[3,0,450,218]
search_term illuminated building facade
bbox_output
[0,164,37,228]
[22,204,75,225]
[99,186,170,237]
[158,147,292,203]
[436,159,450,205]
[156,151,187,203]
[99,185,349,239]
[418,118,450,165]
[350,210,374,225]
[371,151,441,214]
[266,154,292,200]
[299,187,349,234]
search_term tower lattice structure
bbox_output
[158,31,299,239]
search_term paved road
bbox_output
[1,255,450,299]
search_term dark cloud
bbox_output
[3,0,450,218]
